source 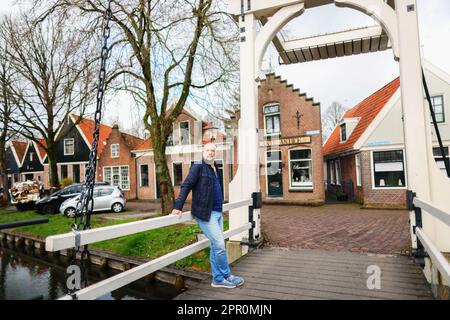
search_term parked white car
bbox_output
[60,186,126,217]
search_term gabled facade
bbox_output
[97,124,144,199]
[233,73,325,204]
[4,140,27,188]
[323,60,450,208]
[47,114,112,185]
[20,141,45,183]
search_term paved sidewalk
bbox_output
[260,203,411,255]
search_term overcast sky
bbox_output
[1,0,449,132]
[264,0,450,115]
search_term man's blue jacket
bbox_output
[173,159,223,221]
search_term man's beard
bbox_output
[204,156,214,165]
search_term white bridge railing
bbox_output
[45,198,255,300]
[409,192,450,285]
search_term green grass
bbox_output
[0,209,229,273]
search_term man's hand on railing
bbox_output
[170,209,183,217]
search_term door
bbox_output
[266,150,283,198]
[73,164,80,183]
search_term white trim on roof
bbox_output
[8,141,23,168]
[422,59,450,85]
[32,140,46,164]
[353,89,401,150]
[19,142,31,167]
[70,114,93,151]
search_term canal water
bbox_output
[0,241,181,300]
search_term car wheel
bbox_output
[111,202,123,213]
[42,204,55,215]
[64,207,77,218]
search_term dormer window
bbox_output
[338,117,359,143]
[340,123,347,142]
[30,152,34,161]
[264,104,280,136]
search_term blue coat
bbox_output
[173,159,223,221]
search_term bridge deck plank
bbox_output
[174,248,434,300]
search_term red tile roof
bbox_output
[134,138,152,151]
[35,138,47,161]
[121,132,145,150]
[11,141,28,164]
[323,77,400,157]
[71,114,113,156]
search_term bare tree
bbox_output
[34,0,239,214]
[322,101,347,141]
[0,13,98,188]
[0,36,17,202]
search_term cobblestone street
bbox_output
[260,204,412,255]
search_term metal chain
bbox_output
[74,0,112,231]
[67,0,113,298]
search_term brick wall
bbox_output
[97,126,137,199]
[328,153,363,202]
[257,74,325,204]
[360,150,406,208]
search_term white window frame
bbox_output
[172,162,183,186]
[154,162,159,199]
[335,159,341,185]
[370,149,407,190]
[30,152,34,162]
[355,154,362,187]
[102,165,130,190]
[340,123,347,142]
[265,150,283,198]
[64,138,74,156]
[263,103,281,137]
[430,94,445,124]
[110,144,120,158]
[120,165,130,190]
[178,121,191,145]
[288,148,313,190]
[330,160,335,185]
[139,164,149,187]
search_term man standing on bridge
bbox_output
[171,142,244,289]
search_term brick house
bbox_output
[233,73,325,205]
[96,124,144,199]
[323,60,450,208]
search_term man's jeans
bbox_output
[196,210,231,283]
